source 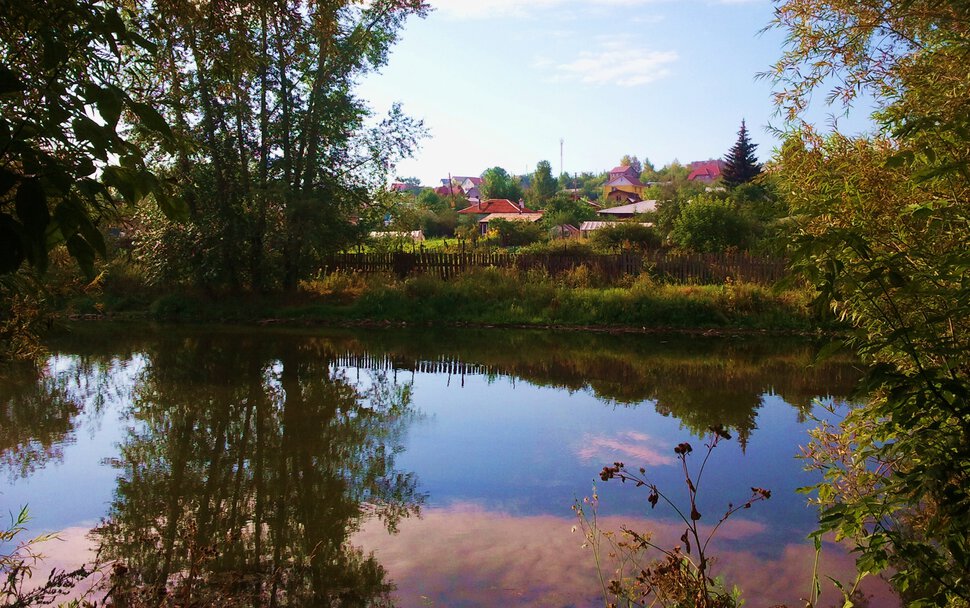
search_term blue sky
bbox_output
[358,0,874,185]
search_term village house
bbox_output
[687,159,725,183]
[458,198,537,216]
[602,165,646,203]
[457,198,542,235]
[435,176,483,200]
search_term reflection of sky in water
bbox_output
[352,504,897,608]
[2,355,141,532]
[2,344,894,608]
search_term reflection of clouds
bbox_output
[354,504,898,608]
[576,431,676,467]
[19,526,106,603]
[22,513,897,608]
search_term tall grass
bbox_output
[296,268,817,331]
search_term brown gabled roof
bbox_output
[458,199,537,214]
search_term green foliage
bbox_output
[148,293,206,322]
[487,218,545,247]
[619,154,643,178]
[644,163,709,240]
[670,196,753,253]
[130,0,427,291]
[517,239,596,257]
[416,188,447,213]
[779,134,970,605]
[292,268,813,330]
[528,160,558,207]
[540,193,598,228]
[589,222,660,251]
[419,207,458,238]
[1,2,182,280]
[480,166,523,202]
[0,273,47,363]
[559,171,607,201]
[721,120,762,188]
[768,2,970,601]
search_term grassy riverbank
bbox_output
[64,268,826,333]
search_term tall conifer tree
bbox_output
[721,120,762,188]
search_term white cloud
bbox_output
[551,39,678,87]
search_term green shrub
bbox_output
[590,223,660,251]
[518,239,595,256]
[149,293,205,321]
[488,219,546,247]
[671,196,754,253]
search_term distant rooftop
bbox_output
[598,200,657,215]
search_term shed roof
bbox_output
[580,221,621,231]
[598,200,658,215]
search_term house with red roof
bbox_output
[687,160,725,183]
[458,199,537,215]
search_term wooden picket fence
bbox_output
[320,250,788,285]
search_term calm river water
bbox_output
[1,324,897,607]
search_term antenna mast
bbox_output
[560,138,564,177]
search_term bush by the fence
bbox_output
[321,250,787,285]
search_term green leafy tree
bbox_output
[640,157,658,182]
[418,207,458,238]
[480,166,523,202]
[670,196,752,253]
[559,171,608,201]
[768,0,970,603]
[721,120,761,188]
[1,2,182,279]
[619,155,642,178]
[416,188,446,213]
[645,162,708,242]
[131,0,428,291]
[528,160,558,207]
[540,193,597,228]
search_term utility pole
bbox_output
[560,138,564,178]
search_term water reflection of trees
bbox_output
[0,365,79,480]
[45,324,862,450]
[0,353,142,480]
[91,334,423,606]
[306,328,862,444]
